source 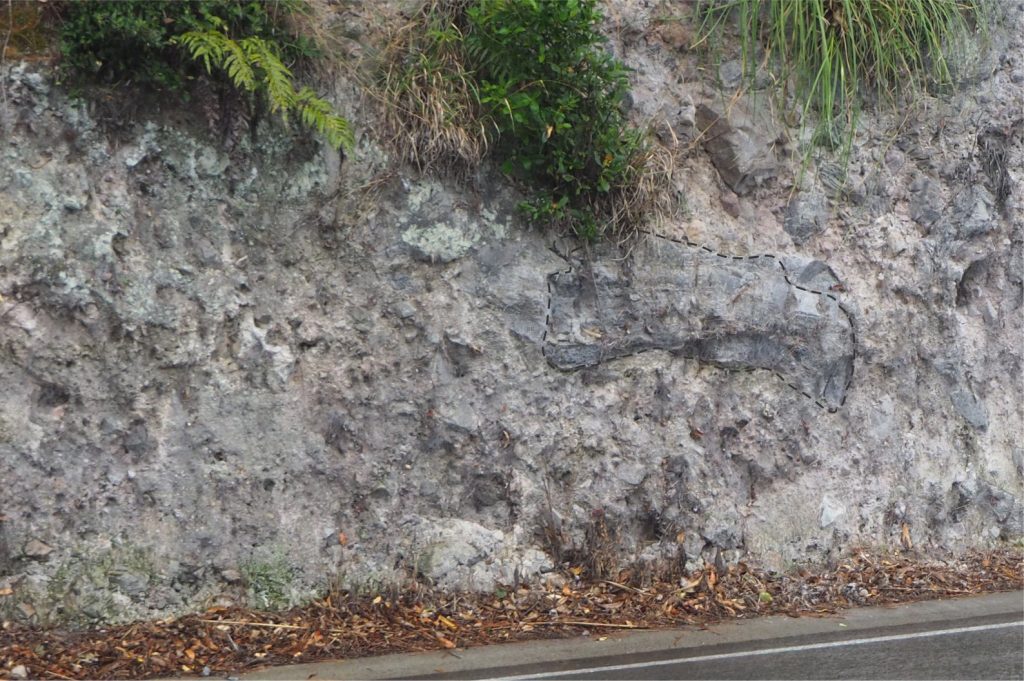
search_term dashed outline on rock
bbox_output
[540,231,857,413]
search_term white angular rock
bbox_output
[819,496,845,529]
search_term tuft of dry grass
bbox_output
[1,0,55,62]
[370,0,491,176]
[593,139,684,244]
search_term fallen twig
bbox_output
[601,580,648,595]
[534,621,645,629]
[199,619,310,631]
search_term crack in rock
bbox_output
[542,236,856,412]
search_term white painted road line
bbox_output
[483,621,1024,681]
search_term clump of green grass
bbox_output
[700,0,983,150]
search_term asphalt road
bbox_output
[454,616,1023,680]
[242,591,1024,681]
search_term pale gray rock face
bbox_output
[0,0,1022,626]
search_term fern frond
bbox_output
[241,37,296,115]
[173,30,230,74]
[222,38,256,91]
[174,28,353,151]
[296,86,355,150]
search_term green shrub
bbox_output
[375,0,679,239]
[465,0,660,238]
[55,0,351,150]
[700,0,983,150]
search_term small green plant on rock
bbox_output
[241,556,294,610]
[466,0,676,239]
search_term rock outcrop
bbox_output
[0,0,1021,626]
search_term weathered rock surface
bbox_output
[695,102,780,195]
[784,191,831,244]
[0,0,1021,626]
[543,239,854,410]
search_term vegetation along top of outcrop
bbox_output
[3,0,986,238]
